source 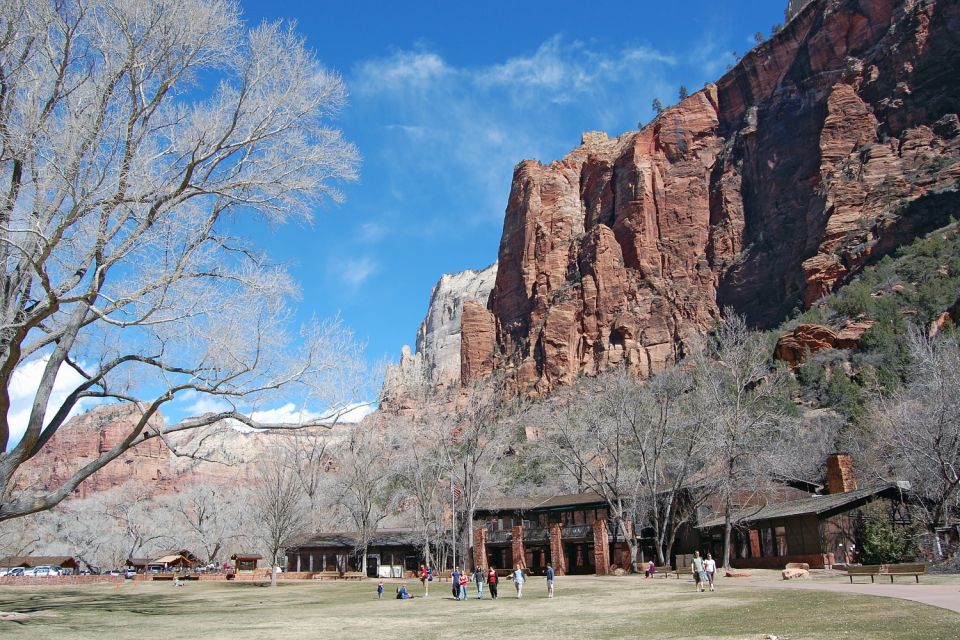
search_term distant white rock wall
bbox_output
[415,262,498,388]
[382,263,498,405]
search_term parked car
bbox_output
[29,565,62,577]
[5,567,25,577]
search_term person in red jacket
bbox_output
[487,567,499,599]
[419,564,429,597]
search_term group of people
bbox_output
[690,551,717,592]
[643,551,717,592]
[378,563,557,600]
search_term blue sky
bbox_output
[234,0,787,366]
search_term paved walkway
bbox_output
[738,576,960,613]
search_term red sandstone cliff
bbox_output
[11,405,285,500]
[462,0,960,394]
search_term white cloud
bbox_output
[245,401,375,427]
[178,389,233,415]
[349,36,679,224]
[356,221,389,243]
[340,256,379,287]
[354,50,452,92]
[6,355,98,449]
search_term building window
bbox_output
[775,527,788,557]
[763,528,775,557]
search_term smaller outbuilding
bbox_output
[230,553,262,574]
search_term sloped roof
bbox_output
[151,554,191,565]
[0,555,77,568]
[476,491,608,514]
[291,528,422,550]
[230,553,262,561]
[697,485,904,529]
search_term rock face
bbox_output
[774,321,874,366]
[383,264,497,406]
[462,0,960,394]
[416,264,498,387]
[11,405,287,500]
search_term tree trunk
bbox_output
[722,498,733,571]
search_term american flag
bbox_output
[451,481,463,498]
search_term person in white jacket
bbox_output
[512,565,525,598]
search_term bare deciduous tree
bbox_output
[541,374,645,571]
[439,376,524,569]
[250,450,310,586]
[168,483,247,566]
[693,314,799,570]
[869,332,960,558]
[329,418,402,574]
[0,0,361,522]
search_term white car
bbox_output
[28,565,62,577]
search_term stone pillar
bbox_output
[549,522,566,576]
[473,527,488,570]
[593,519,610,575]
[749,529,762,558]
[826,454,858,494]
[511,525,526,569]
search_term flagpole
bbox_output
[451,478,457,571]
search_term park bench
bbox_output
[652,565,674,578]
[882,563,927,583]
[342,571,365,580]
[312,571,340,580]
[844,565,882,583]
[435,570,452,582]
[151,575,175,581]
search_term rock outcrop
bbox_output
[383,264,497,406]
[461,0,960,394]
[774,321,874,366]
[416,264,498,387]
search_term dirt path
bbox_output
[737,576,960,613]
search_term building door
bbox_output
[366,554,380,578]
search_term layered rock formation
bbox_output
[382,264,497,407]
[11,404,292,499]
[774,321,874,366]
[462,0,960,394]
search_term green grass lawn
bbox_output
[0,576,957,639]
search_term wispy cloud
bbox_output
[340,256,379,287]
[349,35,679,226]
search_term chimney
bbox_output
[826,454,858,494]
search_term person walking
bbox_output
[473,566,484,599]
[488,567,499,599]
[377,580,384,599]
[458,569,469,601]
[545,562,555,598]
[512,565,525,598]
[704,553,717,592]
[452,566,462,600]
[420,564,429,597]
[691,551,706,593]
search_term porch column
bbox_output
[511,525,526,569]
[297,554,301,572]
[593,519,610,575]
[549,522,566,576]
[473,527,488,570]
[749,529,761,558]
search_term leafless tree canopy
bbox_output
[869,332,960,549]
[0,0,361,520]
